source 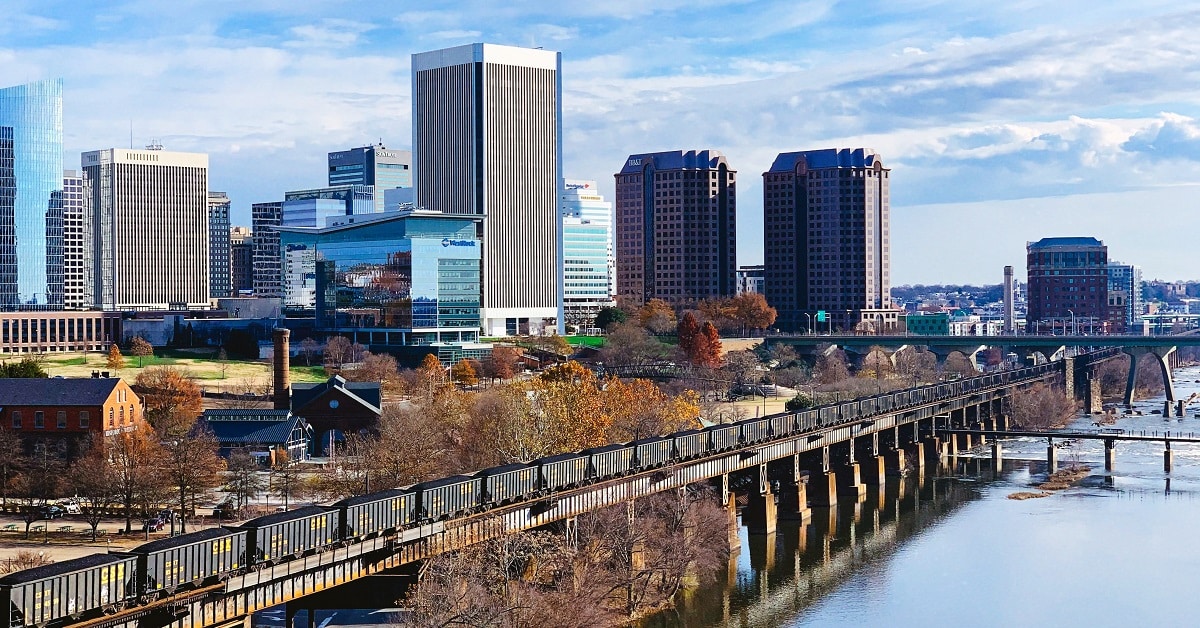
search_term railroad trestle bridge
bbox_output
[39,352,1128,628]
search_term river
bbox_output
[645,364,1200,628]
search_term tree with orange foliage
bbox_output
[637,298,677,334]
[452,358,479,387]
[414,353,446,399]
[482,346,521,382]
[600,377,701,442]
[135,366,203,438]
[676,312,702,364]
[731,292,777,335]
[694,321,722,368]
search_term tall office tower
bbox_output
[63,170,87,309]
[251,202,283,298]
[230,226,253,295]
[208,192,231,299]
[413,43,562,336]
[561,180,614,301]
[1107,261,1143,334]
[614,150,736,308]
[1003,265,1015,334]
[1026,237,1107,334]
[0,79,64,310]
[82,148,209,310]
[762,148,894,334]
[328,143,412,214]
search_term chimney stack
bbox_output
[1003,266,1015,334]
[273,328,291,410]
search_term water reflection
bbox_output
[649,365,1200,628]
[643,467,984,628]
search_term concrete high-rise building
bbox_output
[252,202,283,298]
[1107,261,1143,334]
[208,192,231,299]
[328,144,411,213]
[614,150,737,308]
[230,226,253,295]
[560,180,614,325]
[413,43,562,336]
[63,170,86,309]
[1026,237,1107,334]
[82,148,209,310]
[763,148,895,333]
[0,79,64,310]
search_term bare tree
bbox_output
[68,442,122,541]
[162,430,225,533]
[1006,380,1078,430]
[224,449,266,510]
[300,337,318,367]
[108,425,168,533]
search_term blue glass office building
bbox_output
[278,210,487,363]
[0,79,63,310]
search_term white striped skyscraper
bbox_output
[82,148,209,310]
[412,43,563,336]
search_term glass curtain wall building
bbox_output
[0,79,64,310]
[283,185,374,228]
[278,210,487,364]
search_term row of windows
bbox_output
[11,409,89,429]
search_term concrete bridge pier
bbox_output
[810,471,838,507]
[724,492,740,553]
[1086,377,1103,414]
[1104,439,1117,471]
[861,455,886,486]
[991,442,1002,468]
[1047,438,1058,473]
[838,463,866,500]
[1124,346,1178,407]
[1179,400,1187,418]
[744,490,778,535]
[778,479,812,522]
[1165,442,1174,473]
[1164,401,1173,418]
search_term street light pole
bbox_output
[1068,310,1075,336]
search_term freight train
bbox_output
[0,363,1055,628]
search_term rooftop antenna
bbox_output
[146,139,163,151]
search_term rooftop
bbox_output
[618,149,730,174]
[1028,237,1105,249]
[768,148,881,173]
[0,377,122,406]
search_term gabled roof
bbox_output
[292,375,382,415]
[0,377,121,406]
[196,409,307,445]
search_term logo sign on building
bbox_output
[441,238,476,248]
[627,158,642,167]
[816,310,826,322]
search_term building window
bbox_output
[57,411,67,429]
[11,411,20,429]
[119,406,124,424]
[79,411,89,429]
[109,408,114,427]
[34,411,44,429]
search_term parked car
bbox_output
[37,505,65,520]
[143,518,165,532]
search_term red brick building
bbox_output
[0,376,146,456]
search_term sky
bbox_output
[2,0,1198,285]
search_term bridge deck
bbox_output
[943,428,1200,443]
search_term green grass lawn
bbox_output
[39,351,328,388]
[566,335,606,348]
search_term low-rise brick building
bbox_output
[0,376,146,457]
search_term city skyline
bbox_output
[1,2,1198,284]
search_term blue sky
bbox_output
[3,0,1199,284]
